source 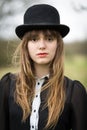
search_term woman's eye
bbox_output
[31,37,38,42]
[47,37,54,41]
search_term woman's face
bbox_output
[28,30,58,66]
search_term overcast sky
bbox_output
[51,0,87,42]
[0,0,87,42]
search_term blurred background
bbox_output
[0,0,87,87]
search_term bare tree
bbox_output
[0,0,41,38]
[0,0,42,20]
[71,0,87,12]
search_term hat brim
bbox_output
[15,24,70,39]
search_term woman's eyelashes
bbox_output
[46,36,54,42]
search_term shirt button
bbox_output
[34,110,36,112]
[32,125,34,128]
[38,82,40,85]
[36,95,38,97]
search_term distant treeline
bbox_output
[0,39,19,66]
[65,40,87,56]
[0,39,87,66]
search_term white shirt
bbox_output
[30,75,49,130]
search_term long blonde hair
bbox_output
[14,30,65,129]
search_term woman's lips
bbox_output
[37,53,48,58]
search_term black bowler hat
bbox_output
[15,4,70,39]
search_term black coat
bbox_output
[0,73,87,130]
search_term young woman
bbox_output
[0,4,87,130]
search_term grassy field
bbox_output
[64,55,87,87]
[0,55,87,88]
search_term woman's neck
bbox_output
[34,64,49,78]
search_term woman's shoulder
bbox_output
[64,76,86,91]
[1,72,17,81]
[64,76,87,103]
[0,73,17,97]
[0,72,17,87]
[1,72,11,81]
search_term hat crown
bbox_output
[24,4,60,25]
[15,4,70,39]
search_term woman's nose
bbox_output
[38,39,46,49]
